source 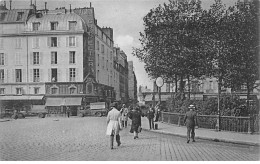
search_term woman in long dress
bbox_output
[128,106,142,139]
[106,103,122,149]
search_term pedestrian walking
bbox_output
[146,104,155,130]
[106,102,122,149]
[120,104,129,128]
[128,106,143,139]
[66,106,70,118]
[184,104,198,143]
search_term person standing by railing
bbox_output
[147,104,155,130]
[184,104,198,143]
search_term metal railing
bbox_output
[161,112,259,133]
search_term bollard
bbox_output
[155,123,158,130]
[178,115,181,127]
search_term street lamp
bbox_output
[156,77,164,104]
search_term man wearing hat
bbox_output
[184,104,198,143]
[106,102,122,149]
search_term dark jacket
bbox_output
[147,108,155,119]
[184,110,198,128]
[129,109,142,132]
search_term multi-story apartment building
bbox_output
[0,3,115,115]
[128,61,137,103]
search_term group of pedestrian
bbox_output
[106,103,145,149]
[146,103,161,130]
[106,102,198,149]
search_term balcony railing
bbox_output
[161,112,259,133]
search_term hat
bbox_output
[111,102,118,108]
[188,104,195,108]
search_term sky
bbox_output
[6,0,237,91]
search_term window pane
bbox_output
[69,36,75,46]
[0,69,4,82]
[69,51,75,64]
[51,52,57,64]
[51,37,57,47]
[69,68,76,82]
[33,69,40,82]
[33,52,39,64]
[69,21,77,30]
[0,53,4,65]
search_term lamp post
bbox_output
[156,77,164,104]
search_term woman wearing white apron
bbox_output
[106,102,122,149]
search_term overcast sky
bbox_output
[8,0,237,90]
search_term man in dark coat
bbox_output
[146,104,155,130]
[184,104,198,143]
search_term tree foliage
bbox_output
[133,0,259,110]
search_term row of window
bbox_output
[0,86,78,95]
[0,12,24,22]
[0,36,77,49]
[0,68,77,83]
[32,21,77,31]
[0,87,39,95]
[0,51,76,66]
[96,40,113,60]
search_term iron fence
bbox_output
[161,112,260,133]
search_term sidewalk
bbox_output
[141,117,260,146]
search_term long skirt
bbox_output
[106,120,120,135]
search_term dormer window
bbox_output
[33,22,40,31]
[69,21,77,30]
[51,22,58,30]
[0,13,7,21]
[16,12,24,21]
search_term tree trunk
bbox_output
[187,75,190,100]
[175,74,178,93]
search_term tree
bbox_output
[133,0,207,100]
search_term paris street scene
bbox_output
[0,0,259,161]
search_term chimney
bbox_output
[9,0,12,10]
[90,2,92,8]
[44,2,47,11]
[30,0,32,5]
[70,4,71,13]
[4,1,6,7]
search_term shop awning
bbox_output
[64,97,82,106]
[0,95,43,100]
[45,98,65,106]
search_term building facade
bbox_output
[0,3,116,115]
[128,61,137,103]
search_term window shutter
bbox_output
[30,69,33,82]
[47,37,50,47]
[66,68,69,82]
[40,69,43,82]
[0,38,3,49]
[58,37,61,47]
[48,69,51,82]
[30,52,33,65]
[40,52,43,65]
[32,37,35,49]
[58,69,61,82]
[4,69,7,83]
[76,36,79,47]
[11,69,15,83]
[66,37,69,47]
[22,69,26,82]
[76,68,78,82]
[7,69,10,83]
[4,53,8,66]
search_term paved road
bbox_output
[0,117,259,161]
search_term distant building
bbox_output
[128,61,137,104]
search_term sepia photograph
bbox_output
[0,0,259,161]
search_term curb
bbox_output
[142,128,260,147]
[0,119,11,122]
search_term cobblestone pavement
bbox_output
[0,117,259,161]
